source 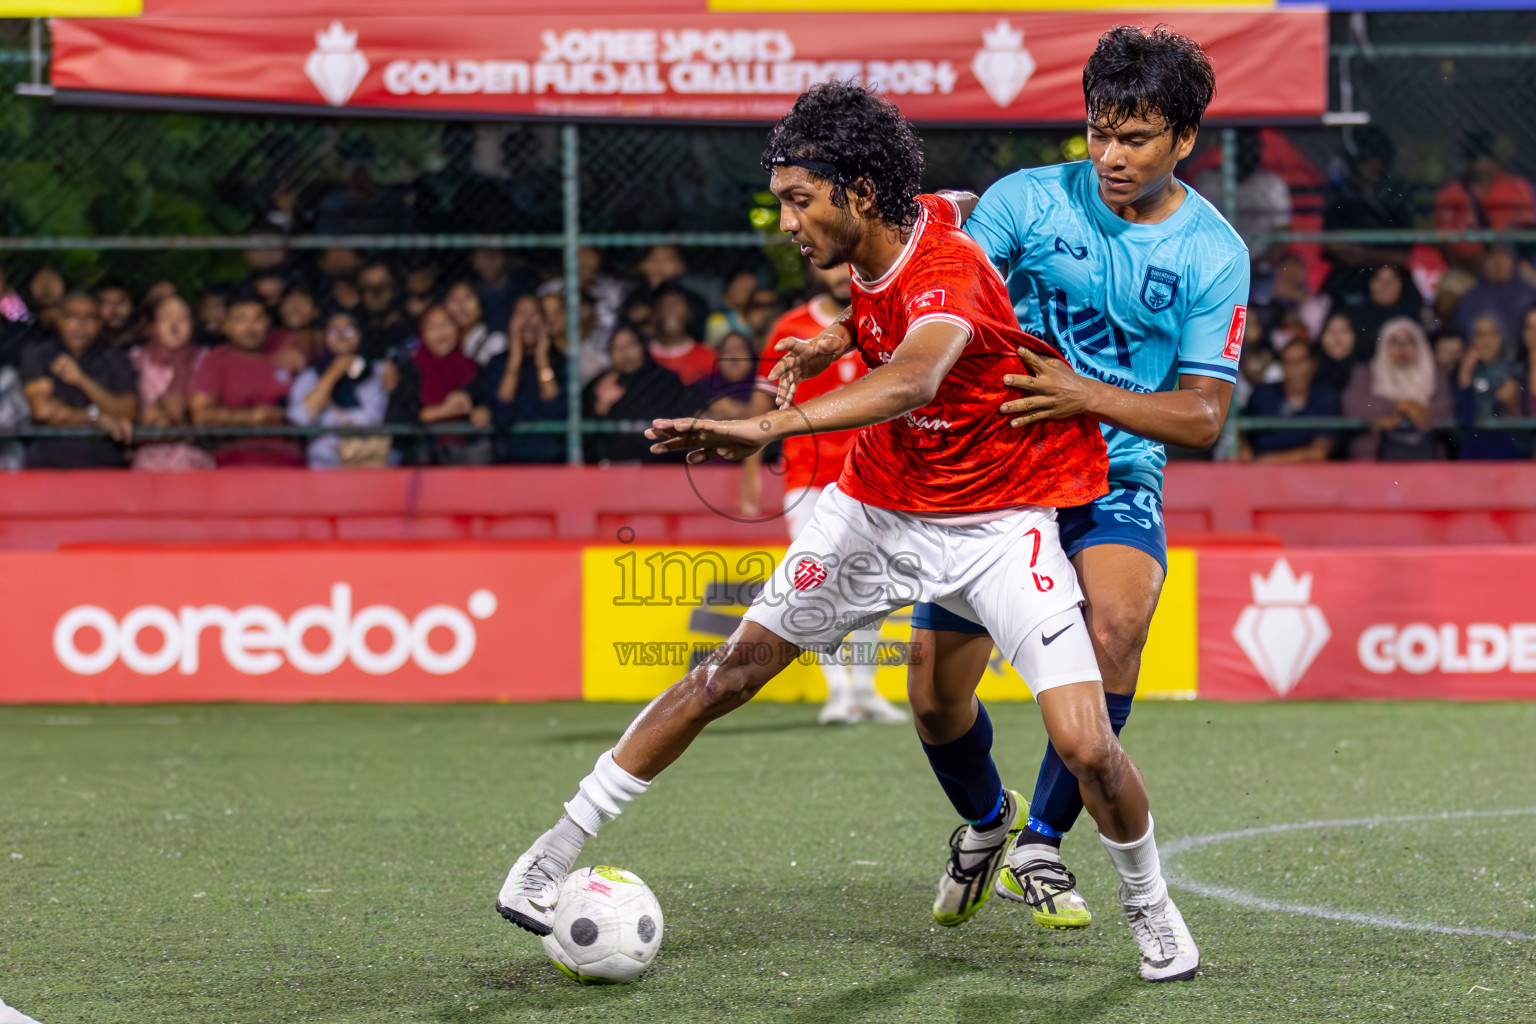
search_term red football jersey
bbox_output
[836,194,1107,514]
[761,297,868,492]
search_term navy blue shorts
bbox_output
[910,482,1166,635]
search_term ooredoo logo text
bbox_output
[53,584,498,677]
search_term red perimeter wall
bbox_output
[0,464,1533,549]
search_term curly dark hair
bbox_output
[1083,25,1216,140]
[761,81,924,231]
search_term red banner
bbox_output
[50,10,1326,123]
[0,546,581,704]
[1199,548,1536,702]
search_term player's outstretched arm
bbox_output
[1001,347,1233,450]
[652,320,968,465]
[767,316,853,409]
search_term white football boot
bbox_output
[1121,886,1200,982]
[854,690,909,724]
[495,831,579,936]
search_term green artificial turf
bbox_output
[2,701,1534,1023]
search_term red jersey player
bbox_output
[761,260,906,725]
[499,83,1198,985]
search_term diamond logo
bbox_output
[305,21,370,108]
[971,19,1036,108]
[1232,558,1331,697]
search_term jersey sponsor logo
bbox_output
[1223,305,1248,361]
[1140,266,1180,313]
[901,412,955,431]
[1048,289,1131,370]
[1052,236,1088,260]
[908,288,946,314]
[792,556,828,591]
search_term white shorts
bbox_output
[745,483,1100,695]
[782,485,822,543]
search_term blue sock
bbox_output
[921,701,1005,827]
[1026,692,1135,842]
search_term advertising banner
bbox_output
[50,10,1326,123]
[0,546,582,704]
[1198,548,1536,702]
[580,544,1197,702]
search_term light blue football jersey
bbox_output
[965,160,1250,498]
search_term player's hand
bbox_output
[768,324,851,409]
[1000,346,1092,427]
[647,416,772,465]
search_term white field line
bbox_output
[1162,808,1536,941]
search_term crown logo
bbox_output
[305,21,369,108]
[1232,557,1331,697]
[971,19,1034,109]
[1250,557,1313,606]
[314,21,359,54]
[981,19,1025,53]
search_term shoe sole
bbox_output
[496,899,553,937]
[1143,960,1200,983]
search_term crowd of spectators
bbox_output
[1207,126,1536,463]
[0,243,785,473]
[4,123,1536,474]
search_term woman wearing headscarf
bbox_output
[1343,265,1422,362]
[580,325,689,463]
[1341,316,1451,460]
[130,294,215,471]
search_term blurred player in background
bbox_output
[762,261,906,726]
[501,81,1201,984]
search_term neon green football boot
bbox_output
[996,840,1093,929]
[931,788,1023,927]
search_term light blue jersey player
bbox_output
[902,27,1244,979]
[966,157,1248,569]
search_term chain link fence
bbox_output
[0,11,1533,465]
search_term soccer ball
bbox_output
[541,866,664,984]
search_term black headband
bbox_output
[770,155,841,179]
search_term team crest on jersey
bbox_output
[1140,266,1180,312]
[793,556,828,591]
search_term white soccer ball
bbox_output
[541,865,664,984]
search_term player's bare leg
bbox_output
[1031,679,1195,980]
[1033,681,1147,842]
[497,621,803,935]
[907,627,994,744]
[1077,544,1164,702]
[1003,544,1163,922]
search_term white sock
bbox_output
[562,748,651,838]
[1099,814,1167,905]
[820,655,852,703]
[847,627,883,698]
